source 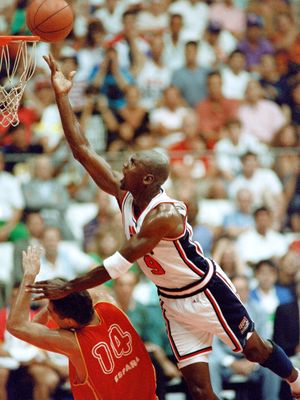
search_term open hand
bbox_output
[22,246,41,276]
[43,54,76,95]
[26,279,72,300]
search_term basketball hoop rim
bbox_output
[0,35,40,45]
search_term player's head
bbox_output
[48,279,94,329]
[121,150,169,193]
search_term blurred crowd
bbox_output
[0,0,300,399]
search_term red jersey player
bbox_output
[7,247,157,400]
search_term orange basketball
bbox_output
[26,0,74,43]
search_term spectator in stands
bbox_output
[79,85,117,154]
[33,80,64,153]
[274,270,300,400]
[228,151,283,212]
[171,40,209,107]
[289,81,300,127]
[236,207,289,267]
[237,13,274,72]
[284,167,300,230]
[94,0,126,35]
[91,46,135,112]
[197,21,237,69]
[89,225,124,267]
[82,191,120,254]
[270,11,299,75]
[22,155,72,239]
[113,85,150,151]
[37,226,95,282]
[162,13,186,71]
[210,274,280,400]
[168,111,208,181]
[274,268,300,356]
[135,35,171,110]
[0,151,27,243]
[10,0,31,35]
[215,119,268,180]
[271,124,299,192]
[2,123,43,174]
[209,0,246,38]
[223,188,255,238]
[13,211,45,286]
[277,250,299,298]
[59,50,87,115]
[137,0,168,38]
[221,50,252,100]
[76,20,105,81]
[212,237,246,278]
[111,9,150,71]
[250,259,294,338]
[150,85,190,148]
[196,70,240,149]
[168,0,209,40]
[238,79,286,144]
[258,53,290,106]
[185,196,214,256]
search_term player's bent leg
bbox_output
[0,368,9,400]
[28,363,60,400]
[243,330,300,397]
[180,362,219,400]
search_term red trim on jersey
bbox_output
[186,225,204,255]
[131,190,163,222]
[174,240,205,277]
[216,271,237,293]
[129,225,136,235]
[118,191,129,210]
[204,289,243,353]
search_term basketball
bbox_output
[26,0,74,43]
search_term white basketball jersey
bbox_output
[121,189,214,293]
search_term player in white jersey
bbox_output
[29,54,300,400]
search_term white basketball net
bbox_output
[0,39,37,128]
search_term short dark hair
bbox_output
[185,41,198,48]
[228,49,245,60]
[169,13,183,22]
[122,10,137,20]
[51,279,94,326]
[208,70,221,80]
[255,259,278,272]
[253,206,271,218]
[241,151,257,161]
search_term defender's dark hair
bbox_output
[51,279,94,326]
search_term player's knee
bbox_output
[43,370,60,391]
[187,382,215,400]
[29,365,59,389]
[0,368,9,386]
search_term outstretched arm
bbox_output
[28,204,184,299]
[44,54,123,199]
[7,247,77,356]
